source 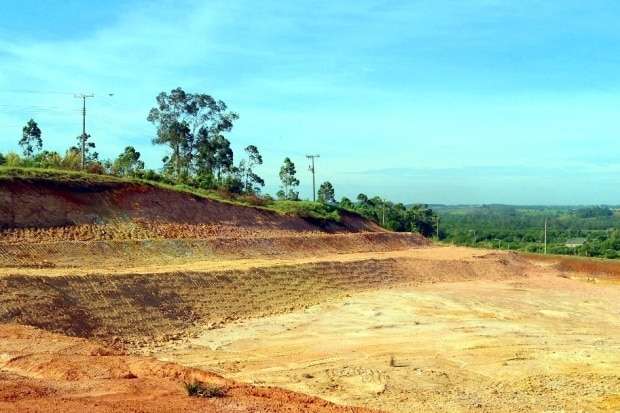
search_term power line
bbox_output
[0,89,78,96]
[306,154,320,202]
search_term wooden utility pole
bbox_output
[306,154,320,202]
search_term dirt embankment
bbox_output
[0,179,380,232]
[0,324,378,413]
[0,249,530,346]
[0,232,428,268]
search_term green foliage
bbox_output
[76,133,98,165]
[0,167,345,224]
[183,381,227,398]
[575,206,613,218]
[270,200,340,222]
[3,152,23,167]
[112,146,145,176]
[317,181,335,204]
[239,145,264,194]
[437,204,620,259]
[340,194,437,236]
[147,87,238,180]
[278,157,299,200]
[0,152,5,165]
[20,119,42,157]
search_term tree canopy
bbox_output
[239,145,264,194]
[147,87,238,181]
[20,119,42,157]
[317,181,335,203]
[113,146,145,176]
[277,157,299,200]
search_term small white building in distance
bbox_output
[565,238,587,248]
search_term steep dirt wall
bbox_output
[0,179,380,232]
[0,232,429,268]
[0,254,528,346]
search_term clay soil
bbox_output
[2,245,619,412]
[152,250,620,413]
[0,324,376,413]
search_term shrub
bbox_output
[4,152,23,167]
[183,381,227,398]
[236,193,269,207]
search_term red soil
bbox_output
[0,179,381,232]
[0,324,379,413]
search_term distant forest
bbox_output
[437,205,620,259]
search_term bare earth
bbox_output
[151,249,620,413]
[2,244,620,412]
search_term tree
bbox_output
[317,181,335,203]
[113,146,145,176]
[147,87,238,180]
[75,134,98,166]
[339,196,354,210]
[356,193,369,205]
[0,153,5,165]
[277,157,299,200]
[407,204,436,237]
[240,145,264,194]
[20,119,42,157]
[211,135,233,178]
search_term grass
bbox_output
[0,166,345,222]
[183,381,227,398]
[268,200,341,222]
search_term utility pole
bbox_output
[436,216,440,239]
[544,218,548,255]
[74,92,113,170]
[75,93,94,170]
[306,154,320,202]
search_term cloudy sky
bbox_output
[1,0,620,204]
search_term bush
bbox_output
[236,193,270,207]
[4,152,23,167]
[271,200,341,222]
[183,381,227,398]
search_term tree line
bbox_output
[437,204,620,258]
[0,87,437,235]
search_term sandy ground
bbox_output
[3,243,620,412]
[0,324,377,413]
[0,245,473,277]
[154,271,620,412]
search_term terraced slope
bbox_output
[0,248,529,347]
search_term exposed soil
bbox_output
[0,231,429,268]
[2,178,620,412]
[0,179,380,232]
[0,247,520,346]
[0,324,378,413]
[154,261,620,413]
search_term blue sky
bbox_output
[1,0,620,204]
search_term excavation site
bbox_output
[1,176,620,412]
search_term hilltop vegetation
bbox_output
[0,87,439,235]
[437,204,620,258]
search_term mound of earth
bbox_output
[0,176,380,232]
[0,324,378,412]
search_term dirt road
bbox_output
[155,270,620,412]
